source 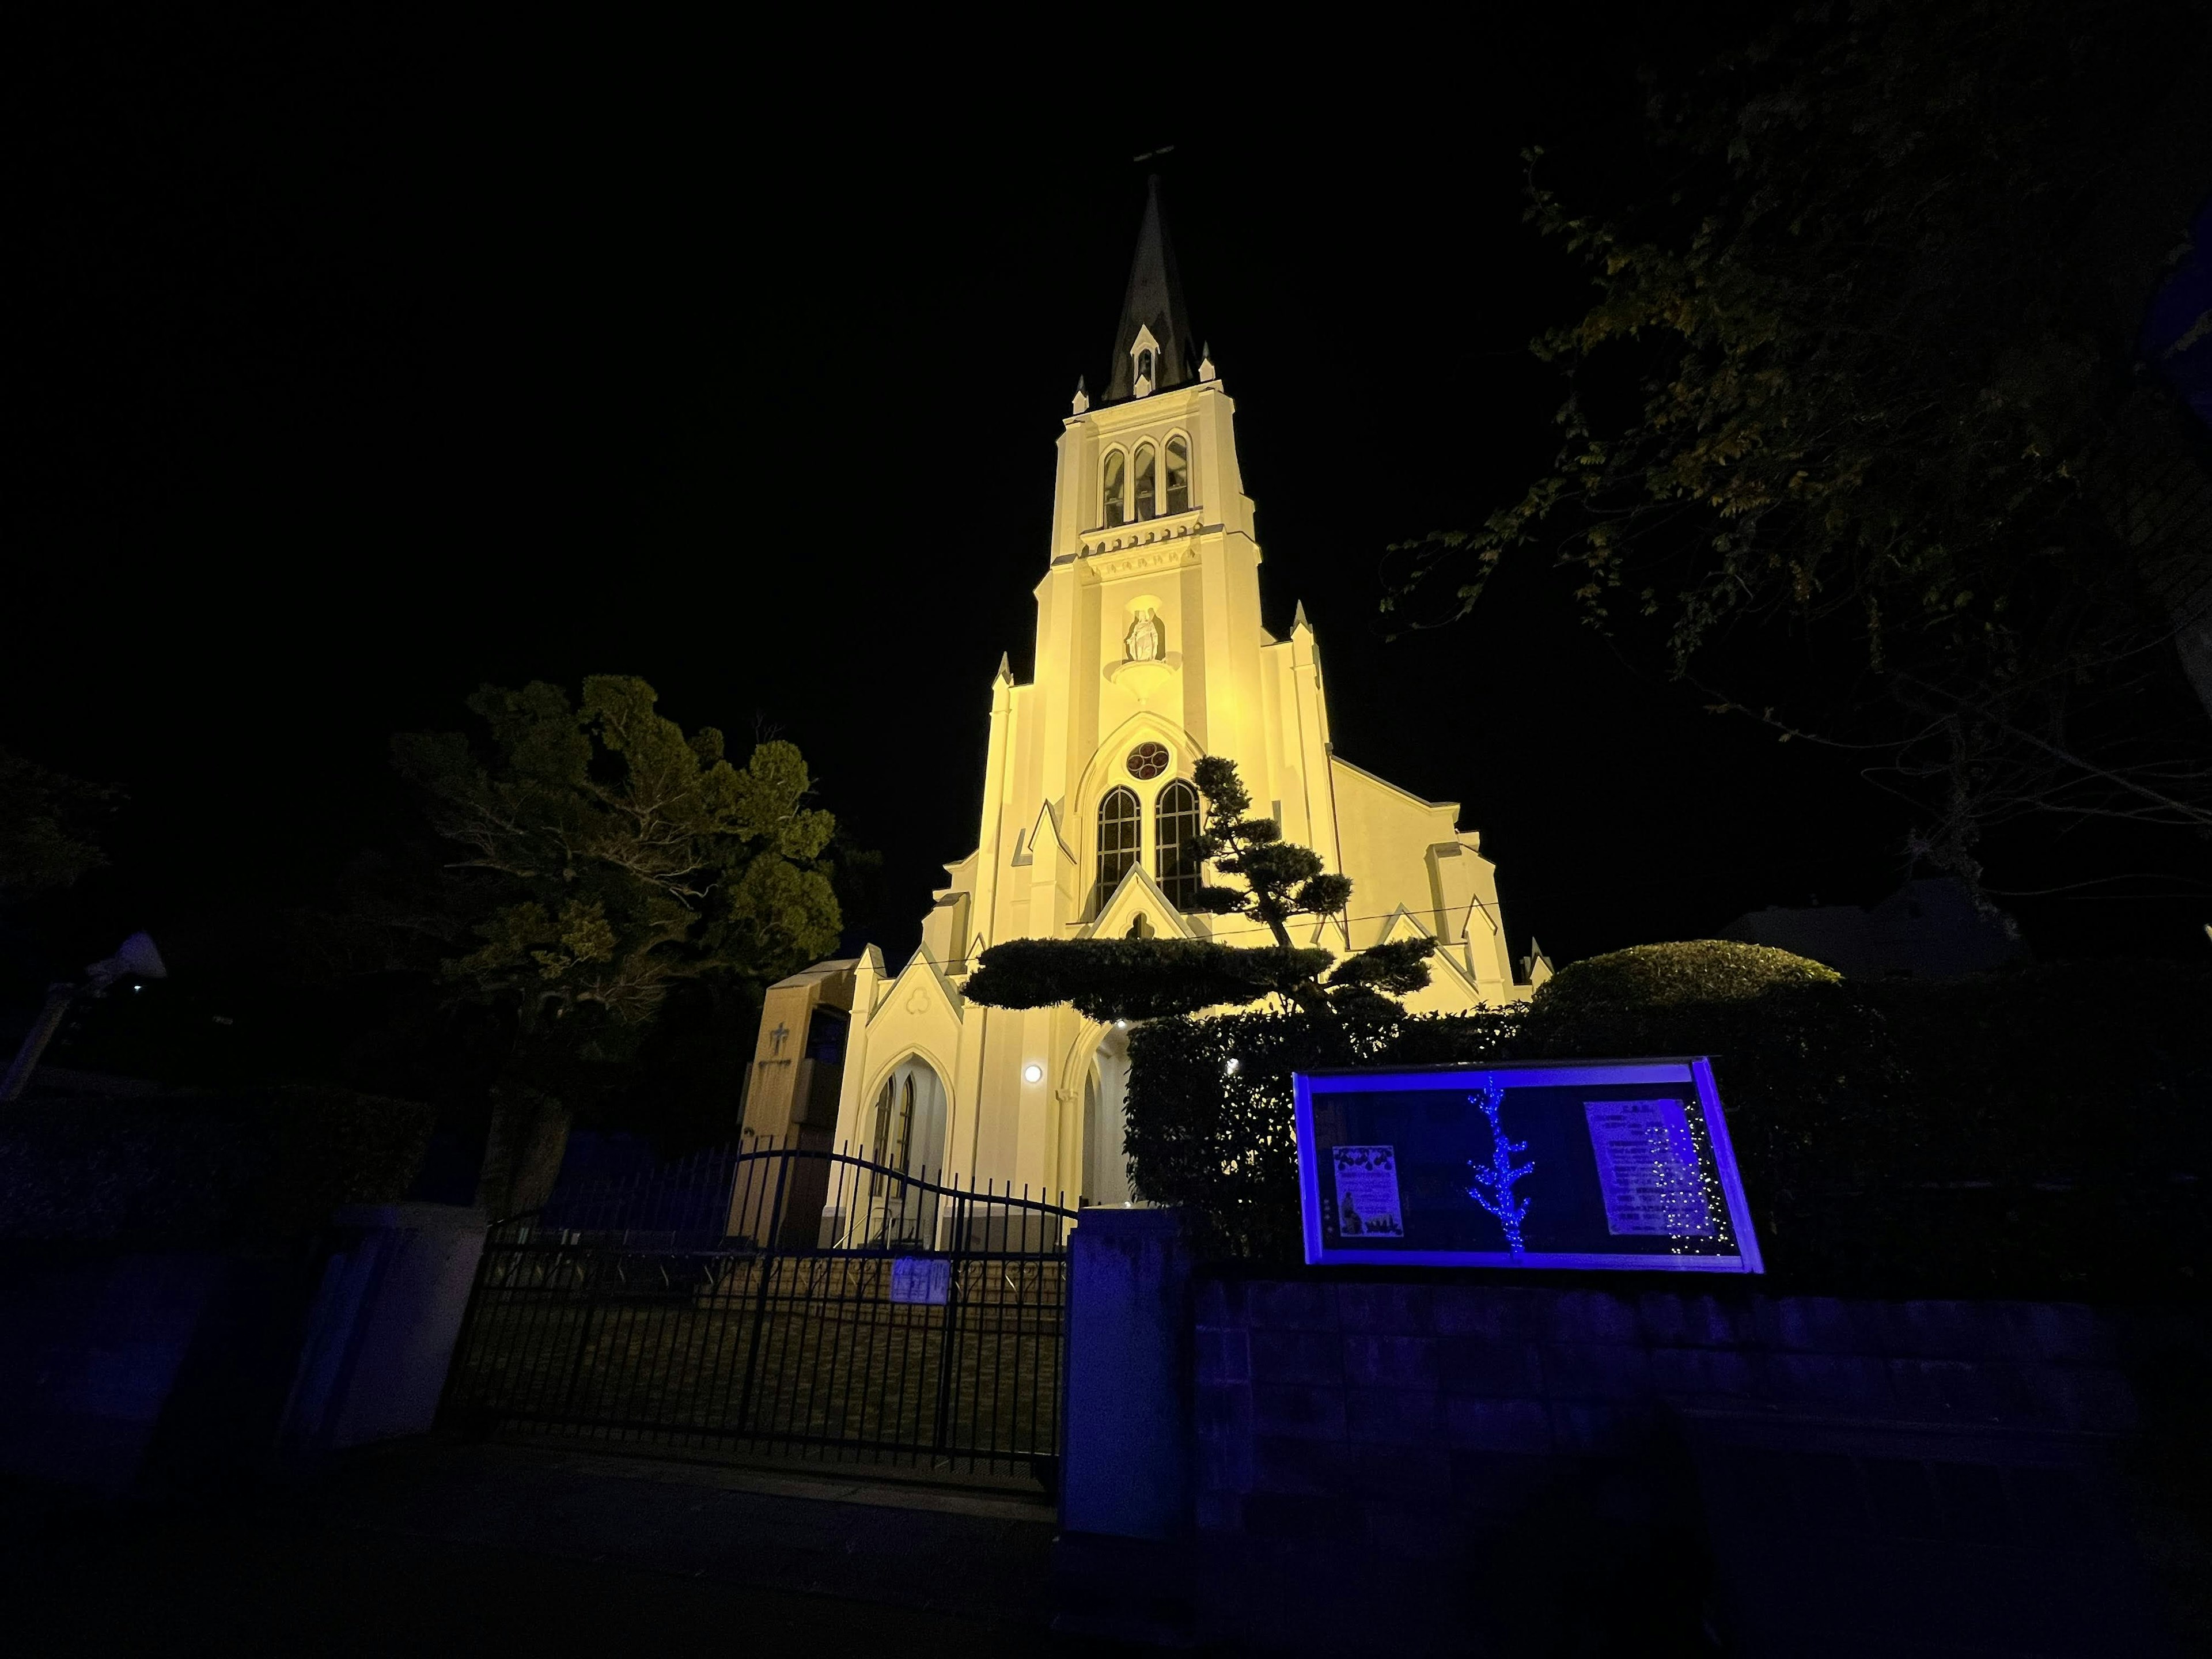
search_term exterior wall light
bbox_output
[1022,1063,1044,1084]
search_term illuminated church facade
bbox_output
[742,183,1525,1211]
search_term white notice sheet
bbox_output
[1331,1145,1405,1237]
[889,1256,951,1305]
[1584,1099,1716,1236]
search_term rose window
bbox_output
[1126,742,1171,781]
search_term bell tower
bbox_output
[1016,177,1274,919]
[789,177,1522,1211]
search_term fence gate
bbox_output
[441,1147,1075,1486]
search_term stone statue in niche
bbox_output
[1124,608,1162,663]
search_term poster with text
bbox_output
[1293,1059,1761,1271]
[1331,1145,1404,1237]
[1584,1099,1715,1236]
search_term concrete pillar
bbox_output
[1061,1206,1193,1538]
[279,1202,487,1459]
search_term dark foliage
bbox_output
[1127,945,2212,1297]
[0,746,116,907]
[963,937,1332,1024]
[1532,939,1840,1013]
[1389,0,2212,887]
[1124,1009,1520,1259]
[0,1085,434,1247]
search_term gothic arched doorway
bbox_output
[1082,1024,1134,1206]
[863,1054,949,1246]
[869,1054,948,1178]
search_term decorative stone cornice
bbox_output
[1077,508,1208,559]
[1083,532,1214,581]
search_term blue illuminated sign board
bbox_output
[1293,1059,1763,1272]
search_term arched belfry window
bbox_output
[1096,787,1139,911]
[1165,435,1191,514]
[1102,450,1126,528]
[1134,444,1157,521]
[1155,779,1203,908]
[1137,348,1154,386]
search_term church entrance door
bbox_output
[440,1145,1076,1487]
[1081,1025,1134,1206]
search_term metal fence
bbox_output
[441,1146,1076,1486]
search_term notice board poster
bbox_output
[1292,1059,1763,1272]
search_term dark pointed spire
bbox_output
[1105,176,1199,402]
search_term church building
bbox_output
[743,183,1525,1213]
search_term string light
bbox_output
[1465,1083,1534,1256]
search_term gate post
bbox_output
[1060,1205,1193,1537]
[1056,1206,1196,1643]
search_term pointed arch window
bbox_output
[1155,779,1203,908]
[1133,443,1157,521]
[872,1070,916,1172]
[1137,348,1154,387]
[1096,787,1140,911]
[1165,435,1190,514]
[1102,450,1126,528]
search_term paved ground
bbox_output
[0,1440,1107,1658]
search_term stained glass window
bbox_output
[1126,741,1170,780]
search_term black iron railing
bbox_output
[442,1146,1075,1484]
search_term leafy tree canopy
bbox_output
[962,757,1433,1021]
[1388,0,2212,886]
[392,676,842,1058]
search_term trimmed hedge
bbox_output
[1534,940,1840,1013]
[0,1085,435,1247]
[1123,945,2212,1298]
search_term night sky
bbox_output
[9,12,2202,1003]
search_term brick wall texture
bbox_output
[1187,1274,2188,1653]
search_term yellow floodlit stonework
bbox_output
[743,184,1525,1212]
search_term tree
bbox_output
[962,756,1433,1022]
[392,676,842,1212]
[0,747,114,907]
[1387,0,2212,889]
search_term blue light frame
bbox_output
[1293,1058,1764,1272]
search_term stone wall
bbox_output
[0,1205,486,1498]
[1176,1271,2194,1654]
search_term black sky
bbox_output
[8,12,2203,993]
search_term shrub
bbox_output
[1123,956,2212,1298]
[1533,940,1840,1017]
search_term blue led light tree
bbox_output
[1465,1084,1534,1256]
